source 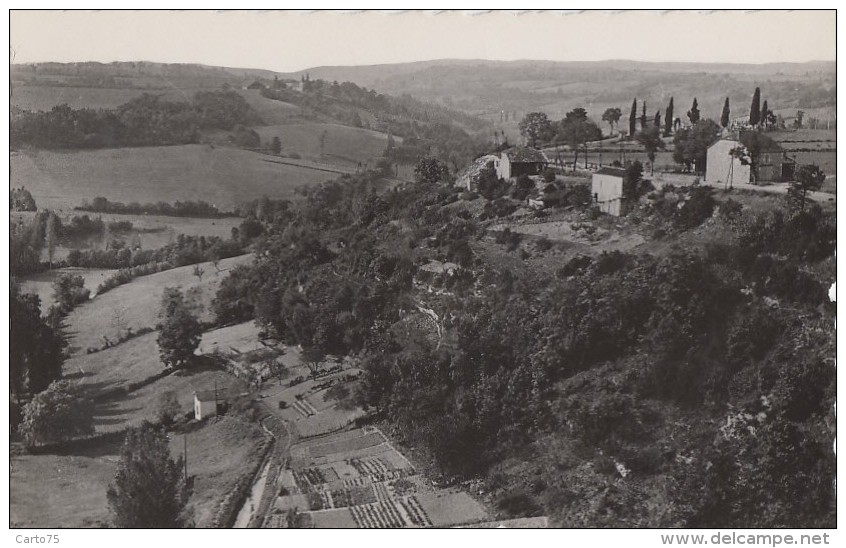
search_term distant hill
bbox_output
[280,58,837,127]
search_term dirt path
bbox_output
[237,404,294,528]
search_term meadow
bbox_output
[11,146,334,212]
[62,254,253,354]
[254,121,394,168]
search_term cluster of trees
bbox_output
[208,162,834,526]
[518,109,603,157]
[10,187,37,211]
[66,233,245,270]
[265,75,488,132]
[10,91,262,149]
[10,281,66,401]
[77,197,232,218]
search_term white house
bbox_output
[194,390,223,420]
[705,140,751,187]
[591,167,626,216]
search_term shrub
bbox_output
[155,391,182,427]
[52,273,90,312]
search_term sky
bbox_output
[9,10,837,73]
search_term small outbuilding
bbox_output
[496,147,549,180]
[591,167,627,216]
[194,389,227,420]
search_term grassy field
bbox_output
[63,254,253,354]
[171,416,268,528]
[254,121,393,168]
[11,145,335,212]
[10,440,119,528]
[11,413,266,528]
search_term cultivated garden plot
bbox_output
[269,427,489,527]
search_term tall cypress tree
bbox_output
[687,98,700,125]
[749,87,761,127]
[720,97,731,128]
[654,111,662,130]
[640,101,648,130]
[664,97,674,136]
[629,98,637,137]
[761,99,769,128]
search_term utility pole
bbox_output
[183,433,188,482]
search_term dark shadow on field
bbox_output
[26,430,126,457]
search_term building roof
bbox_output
[503,147,548,163]
[594,167,627,178]
[195,390,227,402]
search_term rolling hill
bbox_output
[280,58,836,127]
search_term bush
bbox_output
[155,391,182,427]
[557,255,592,278]
[674,187,716,229]
[52,273,90,312]
[542,168,557,183]
[535,237,553,252]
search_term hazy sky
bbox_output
[10,10,837,72]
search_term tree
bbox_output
[45,212,57,269]
[107,422,190,528]
[749,87,761,127]
[622,160,644,201]
[475,163,509,200]
[557,108,602,171]
[687,98,700,125]
[654,111,662,131]
[155,391,182,427]
[301,345,326,379]
[629,98,637,137]
[739,130,779,183]
[664,97,674,137]
[672,119,721,173]
[789,165,825,211]
[720,97,731,128]
[414,156,449,184]
[157,288,202,369]
[794,110,805,129]
[10,281,65,399]
[518,112,552,147]
[760,100,769,129]
[601,107,622,136]
[640,101,648,130]
[52,273,90,312]
[269,136,282,154]
[635,127,666,175]
[319,129,327,156]
[19,380,94,448]
[10,187,37,211]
